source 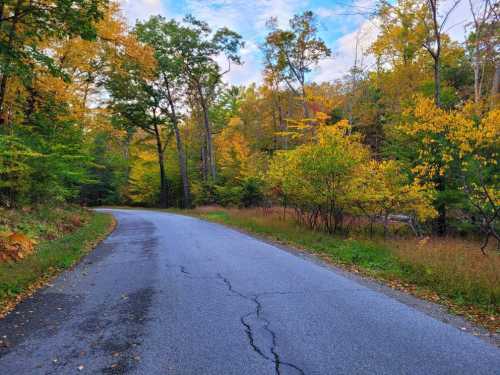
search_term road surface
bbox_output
[0,209,499,374]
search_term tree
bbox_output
[0,0,108,123]
[400,96,499,248]
[268,120,368,232]
[466,0,498,104]
[215,117,253,182]
[353,159,436,236]
[80,129,129,206]
[263,11,331,118]
[420,0,462,108]
[0,2,121,207]
[372,0,425,66]
[105,35,174,207]
[151,16,243,181]
[134,17,194,207]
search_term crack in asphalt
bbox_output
[179,266,190,275]
[216,273,305,375]
[165,264,218,280]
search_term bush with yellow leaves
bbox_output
[267,118,436,234]
[400,96,499,250]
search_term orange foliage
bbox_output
[0,233,36,262]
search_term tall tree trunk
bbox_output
[468,0,494,105]
[123,128,133,199]
[301,83,309,119]
[0,2,5,24]
[170,118,191,208]
[473,40,482,103]
[272,86,287,150]
[491,59,499,108]
[153,124,168,208]
[435,176,447,235]
[427,0,441,108]
[433,51,446,235]
[201,139,208,182]
[196,84,216,180]
[24,84,37,124]
[158,149,168,208]
[271,96,278,153]
[433,54,441,107]
[173,127,191,208]
[427,0,445,234]
[0,0,22,123]
[277,97,287,150]
[165,80,191,208]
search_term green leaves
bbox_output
[0,1,108,105]
[135,14,244,89]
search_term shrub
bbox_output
[240,177,265,207]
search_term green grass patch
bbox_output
[0,211,113,305]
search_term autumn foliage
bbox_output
[267,117,436,234]
[0,232,35,262]
[0,1,498,248]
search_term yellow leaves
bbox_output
[354,159,437,221]
[315,111,330,123]
[96,2,128,43]
[480,109,500,146]
[37,75,73,103]
[400,96,499,179]
[304,85,343,112]
[215,116,264,181]
[270,124,364,204]
[122,36,157,76]
[56,37,98,74]
[227,116,243,129]
[267,123,436,222]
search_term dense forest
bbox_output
[0,0,498,246]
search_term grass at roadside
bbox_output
[0,210,114,315]
[176,206,499,332]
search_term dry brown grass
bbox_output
[390,237,500,308]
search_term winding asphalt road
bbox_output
[0,209,499,374]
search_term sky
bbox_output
[118,0,474,86]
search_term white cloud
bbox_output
[317,0,376,20]
[184,0,304,35]
[314,18,379,82]
[218,41,263,86]
[254,0,305,29]
[119,0,166,23]
[441,0,474,42]
[313,0,379,83]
